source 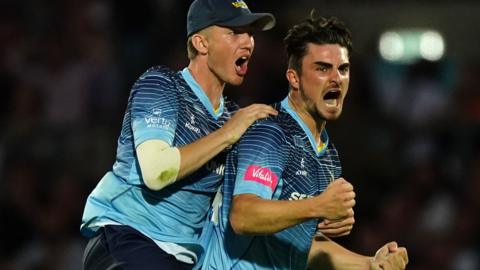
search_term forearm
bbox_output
[308,235,371,270]
[177,128,231,179]
[230,194,319,235]
[138,128,231,191]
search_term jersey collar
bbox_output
[281,97,329,156]
[181,68,224,119]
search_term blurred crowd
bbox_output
[0,0,479,269]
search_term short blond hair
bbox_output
[187,36,198,60]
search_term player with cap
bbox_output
[80,0,276,269]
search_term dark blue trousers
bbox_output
[83,225,193,270]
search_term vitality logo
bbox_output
[243,165,278,191]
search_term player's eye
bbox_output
[316,65,329,72]
[339,64,350,75]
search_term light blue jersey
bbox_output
[202,97,342,270]
[81,66,238,262]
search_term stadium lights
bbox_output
[379,29,445,63]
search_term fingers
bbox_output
[375,243,390,260]
[319,216,355,228]
[396,247,409,265]
[222,104,277,145]
[317,216,355,237]
[317,227,352,237]
[328,178,355,195]
[332,177,353,188]
[386,241,398,253]
[320,178,356,220]
[370,261,383,270]
[236,104,278,127]
[374,243,409,270]
[346,208,355,217]
[243,104,278,117]
[384,251,408,270]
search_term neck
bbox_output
[188,59,225,109]
[288,94,326,143]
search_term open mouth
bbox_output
[235,56,249,75]
[323,90,341,107]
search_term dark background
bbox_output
[1,0,479,269]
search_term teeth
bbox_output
[236,56,248,67]
[324,99,337,107]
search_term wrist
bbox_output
[215,127,237,146]
[305,196,324,219]
[368,256,378,270]
[311,194,329,219]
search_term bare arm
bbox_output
[138,104,277,191]
[308,235,409,270]
[177,104,277,179]
[308,235,371,270]
[230,178,355,234]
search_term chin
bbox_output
[319,110,343,121]
[327,114,342,121]
[230,77,245,86]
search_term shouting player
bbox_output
[202,12,409,270]
[80,0,276,269]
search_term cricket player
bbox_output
[80,0,276,269]
[202,12,409,270]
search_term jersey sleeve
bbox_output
[233,121,287,200]
[130,68,178,147]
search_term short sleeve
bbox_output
[233,121,287,199]
[130,68,179,147]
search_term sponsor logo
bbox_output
[295,170,307,176]
[244,165,278,191]
[289,191,313,201]
[185,122,200,134]
[144,109,171,128]
[295,158,308,176]
[185,113,200,134]
[231,0,248,9]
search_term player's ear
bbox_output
[191,33,209,55]
[286,68,300,90]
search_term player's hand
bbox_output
[317,214,355,237]
[220,104,277,145]
[370,242,409,270]
[313,178,355,220]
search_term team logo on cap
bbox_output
[231,0,248,9]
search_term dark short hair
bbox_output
[284,10,353,74]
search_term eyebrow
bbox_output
[339,63,351,69]
[314,61,332,68]
[313,61,350,69]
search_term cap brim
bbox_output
[218,13,276,32]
